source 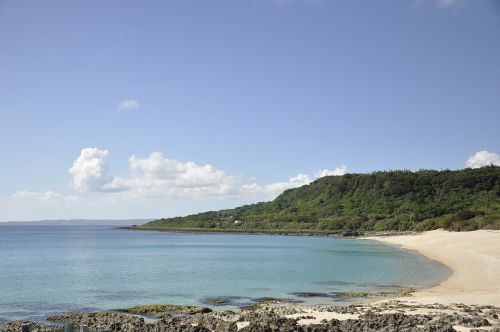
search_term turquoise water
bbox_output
[0,225,450,321]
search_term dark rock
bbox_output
[200,296,242,306]
[1,321,63,332]
[290,292,336,298]
[122,304,211,316]
[346,311,432,331]
[155,317,212,332]
[340,231,361,237]
[7,301,500,332]
[48,312,147,332]
[334,291,371,299]
[251,297,302,304]
[183,312,238,332]
[433,313,491,328]
[238,312,298,332]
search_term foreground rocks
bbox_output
[122,304,212,317]
[1,301,499,332]
[0,321,63,332]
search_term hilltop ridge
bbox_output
[141,166,500,232]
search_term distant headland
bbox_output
[136,166,500,234]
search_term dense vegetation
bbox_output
[142,166,500,232]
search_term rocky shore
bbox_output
[2,300,499,332]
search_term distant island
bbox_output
[138,166,500,233]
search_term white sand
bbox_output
[366,229,500,306]
[279,230,500,330]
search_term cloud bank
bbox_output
[103,152,240,198]
[9,147,350,220]
[65,147,348,201]
[9,148,500,220]
[12,191,78,205]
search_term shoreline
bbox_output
[119,225,359,236]
[3,229,500,331]
[5,297,499,331]
[126,226,500,305]
[365,229,500,306]
[122,226,500,307]
[120,225,416,238]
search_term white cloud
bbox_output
[12,191,78,205]
[465,151,500,169]
[103,152,240,198]
[315,165,347,178]
[69,148,111,192]
[118,99,139,110]
[262,173,311,194]
[67,147,347,202]
[94,150,348,201]
[241,166,347,200]
[8,147,349,220]
[242,173,308,199]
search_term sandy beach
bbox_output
[366,229,500,306]
[279,230,500,330]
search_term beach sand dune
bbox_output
[367,229,500,306]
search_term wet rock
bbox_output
[290,292,336,298]
[7,301,500,332]
[122,304,212,316]
[200,296,242,306]
[241,297,303,310]
[48,312,148,332]
[334,291,371,299]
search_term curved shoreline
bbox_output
[365,229,500,306]
[2,229,500,330]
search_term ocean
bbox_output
[0,224,451,321]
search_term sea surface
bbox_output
[0,224,451,321]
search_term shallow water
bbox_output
[0,224,451,321]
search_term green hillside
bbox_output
[141,166,500,232]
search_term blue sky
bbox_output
[1,0,499,221]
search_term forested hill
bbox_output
[141,166,500,232]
